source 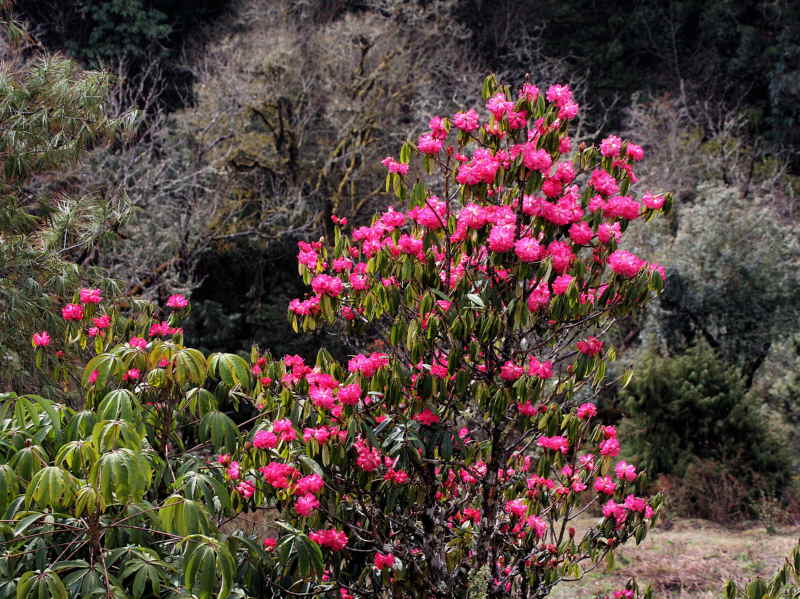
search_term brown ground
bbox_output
[551,518,800,599]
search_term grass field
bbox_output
[551,518,800,599]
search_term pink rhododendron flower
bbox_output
[32,331,50,347]
[642,192,665,210]
[627,144,645,161]
[381,157,409,175]
[262,537,277,551]
[92,314,111,329]
[608,250,646,278]
[374,552,396,570]
[505,499,527,518]
[594,476,617,495]
[129,337,147,350]
[309,529,348,551]
[615,461,637,481]
[452,108,479,131]
[236,480,255,498]
[599,135,622,157]
[500,361,525,381]
[488,224,516,252]
[569,221,594,245]
[296,474,325,495]
[527,281,551,312]
[79,288,102,304]
[576,336,604,356]
[294,493,320,517]
[529,357,553,379]
[414,408,440,426]
[599,437,621,457]
[311,274,344,298]
[537,436,569,454]
[253,430,278,449]
[577,402,597,419]
[514,237,543,262]
[166,294,189,309]
[552,274,574,295]
[61,303,84,320]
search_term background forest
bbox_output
[4,0,800,530]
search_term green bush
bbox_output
[620,342,792,514]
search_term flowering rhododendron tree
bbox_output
[0,76,670,599]
[256,75,670,598]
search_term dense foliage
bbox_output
[0,75,671,598]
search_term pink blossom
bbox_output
[486,92,514,119]
[603,500,627,524]
[414,408,440,427]
[452,109,480,132]
[514,237,543,262]
[500,361,524,381]
[568,221,593,245]
[295,474,325,496]
[576,336,604,356]
[236,480,255,498]
[597,222,621,243]
[87,370,98,385]
[127,337,146,350]
[311,274,344,297]
[488,224,516,252]
[589,169,619,196]
[92,314,111,329]
[259,461,300,488]
[537,436,569,454]
[546,84,573,107]
[642,192,665,210]
[309,529,348,551]
[608,250,646,278]
[381,157,409,175]
[594,476,617,495]
[520,83,539,101]
[599,135,622,157]
[253,430,278,449]
[577,402,597,419]
[599,437,621,457]
[348,352,389,378]
[624,494,647,512]
[547,241,575,273]
[32,331,50,347]
[294,493,320,517]
[527,281,551,312]
[79,288,102,304]
[552,274,574,295]
[529,357,553,379]
[627,144,644,161]
[262,537,277,551]
[521,146,552,173]
[166,294,188,309]
[374,552,396,570]
[603,195,640,220]
[615,461,637,481]
[505,499,527,518]
[338,383,362,406]
[417,132,444,155]
[61,303,84,320]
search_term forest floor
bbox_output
[551,518,800,599]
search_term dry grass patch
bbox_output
[551,518,800,599]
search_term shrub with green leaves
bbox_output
[1,75,672,598]
[619,342,792,517]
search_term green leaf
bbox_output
[198,411,238,453]
[174,348,208,387]
[82,353,124,389]
[25,466,78,509]
[207,353,251,389]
